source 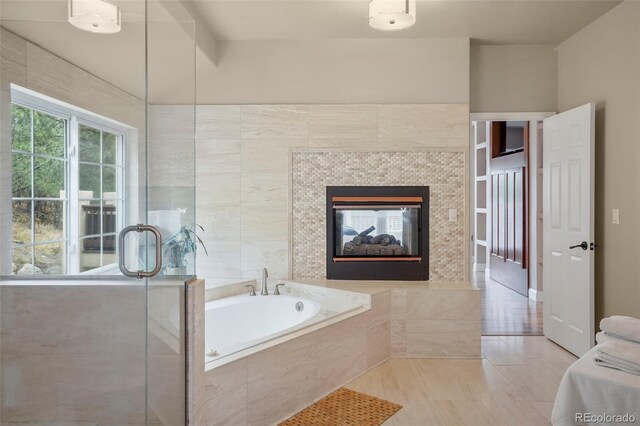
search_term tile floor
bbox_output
[477,278,544,335]
[345,336,577,426]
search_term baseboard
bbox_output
[529,288,543,302]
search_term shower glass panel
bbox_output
[0,0,196,423]
[146,2,196,423]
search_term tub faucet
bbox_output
[274,282,285,295]
[261,268,269,295]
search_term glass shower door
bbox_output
[0,0,196,423]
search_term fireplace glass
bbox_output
[334,205,420,258]
[327,186,429,280]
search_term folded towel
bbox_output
[593,340,640,376]
[596,331,615,344]
[595,331,640,345]
[600,316,640,344]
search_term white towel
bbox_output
[599,315,640,344]
[595,331,615,344]
[595,331,640,345]
[593,340,640,376]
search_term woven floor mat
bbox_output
[279,387,402,426]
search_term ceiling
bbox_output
[187,0,620,44]
[0,0,621,102]
[1,0,622,44]
[0,0,195,101]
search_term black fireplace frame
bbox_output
[326,186,430,281]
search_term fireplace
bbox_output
[326,186,429,280]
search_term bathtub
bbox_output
[205,293,321,361]
[203,283,369,367]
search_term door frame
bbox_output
[469,112,555,298]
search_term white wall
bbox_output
[471,45,558,113]
[196,38,470,105]
[558,0,640,322]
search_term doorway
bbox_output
[471,113,553,335]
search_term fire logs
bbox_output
[343,233,408,256]
[358,226,376,237]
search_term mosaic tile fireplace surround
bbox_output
[291,150,466,281]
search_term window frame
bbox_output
[10,85,128,275]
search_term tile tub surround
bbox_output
[187,279,390,426]
[192,104,469,284]
[186,279,480,425]
[307,279,482,359]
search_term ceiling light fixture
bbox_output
[68,0,121,34]
[369,0,416,31]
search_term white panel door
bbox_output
[543,103,595,357]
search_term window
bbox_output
[11,104,68,275]
[77,123,124,272]
[11,88,125,275]
[342,210,405,243]
[343,210,377,241]
[387,213,403,240]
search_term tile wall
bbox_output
[390,288,481,358]
[193,104,469,283]
[0,284,147,424]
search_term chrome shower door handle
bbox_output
[118,224,163,279]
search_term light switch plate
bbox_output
[612,209,620,225]
[449,209,457,222]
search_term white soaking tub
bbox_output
[202,282,370,368]
[204,293,321,361]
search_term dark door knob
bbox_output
[569,241,588,250]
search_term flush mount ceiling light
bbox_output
[369,0,416,31]
[68,0,121,34]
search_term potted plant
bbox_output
[162,224,208,276]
